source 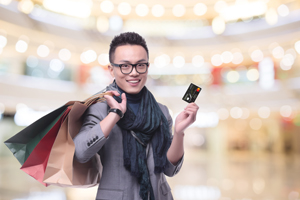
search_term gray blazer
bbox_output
[74,101,183,200]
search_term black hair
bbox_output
[109,32,149,63]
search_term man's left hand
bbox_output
[174,103,199,135]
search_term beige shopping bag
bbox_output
[43,93,111,187]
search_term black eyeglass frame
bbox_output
[110,62,149,74]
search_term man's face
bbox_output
[108,44,148,94]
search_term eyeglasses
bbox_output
[110,62,149,74]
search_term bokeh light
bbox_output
[295,40,300,54]
[58,48,71,61]
[100,0,114,13]
[247,68,259,81]
[241,107,250,119]
[258,106,271,118]
[193,3,207,16]
[249,118,262,130]
[109,15,123,31]
[15,40,28,53]
[211,54,222,66]
[272,46,284,59]
[98,53,109,66]
[172,4,186,17]
[265,8,278,25]
[230,107,242,119]
[0,0,12,5]
[277,4,289,17]
[152,4,165,17]
[250,49,264,62]
[0,35,7,48]
[118,2,131,15]
[97,16,109,33]
[232,52,244,64]
[227,70,240,83]
[80,49,97,64]
[212,16,226,35]
[26,56,39,68]
[192,55,205,67]
[136,4,149,17]
[221,51,233,63]
[154,54,170,68]
[214,1,227,13]
[18,0,34,14]
[217,108,229,120]
[280,54,294,70]
[280,105,292,118]
[37,45,50,57]
[173,56,185,68]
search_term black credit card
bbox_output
[182,83,202,103]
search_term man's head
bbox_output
[108,32,149,94]
[109,32,149,63]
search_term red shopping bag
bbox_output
[20,107,71,186]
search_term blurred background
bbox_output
[0,0,300,199]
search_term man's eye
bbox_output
[137,64,145,67]
[121,64,130,68]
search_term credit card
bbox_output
[182,83,202,103]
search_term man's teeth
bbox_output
[128,80,139,83]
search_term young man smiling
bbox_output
[74,32,199,200]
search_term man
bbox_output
[74,32,199,200]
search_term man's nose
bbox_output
[129,66,139,76]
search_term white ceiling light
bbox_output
[212,16,226,35]
[0,0,12,5]
[109,15,123,31]
[247,68,259,81]
[173,56,185,68]
[251,49,264,62]
[172,4,185,17]
[294,40,300,54]
[232,52,244,64]
[214,1,227,13]
[118,2,131,15]
[152,4,165,17]
[59,48,71,61]
[192,55,205,67]
[265,8,278,25]
[0,35,7,48]
[37,45,50,57]
[193,3,207,16]
[221,51,233,63]
[211,54,222,66]
[258,106,270,119]
[100,0,114,13]
[15,40,28,53]
[136,4,149,17]
[97,16,109,33]
[277,4,289,17]
[98,53,109,66]
[18,0,34,14]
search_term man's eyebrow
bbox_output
[119,59,147,63]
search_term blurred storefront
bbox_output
[0,0,300,200]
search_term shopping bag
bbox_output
[4,105,69,165]
[42,93,111,187]
[20,107,71,186]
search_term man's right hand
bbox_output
[104,91,127,114]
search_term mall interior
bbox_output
[0,0,300,200]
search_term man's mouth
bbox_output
[127,80,140,83]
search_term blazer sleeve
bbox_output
[73,102,109,163]
[160,104,184,177]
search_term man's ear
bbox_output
[108,64,114,78]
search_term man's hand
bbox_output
[104,91,127,114]
[174,103,199,135]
